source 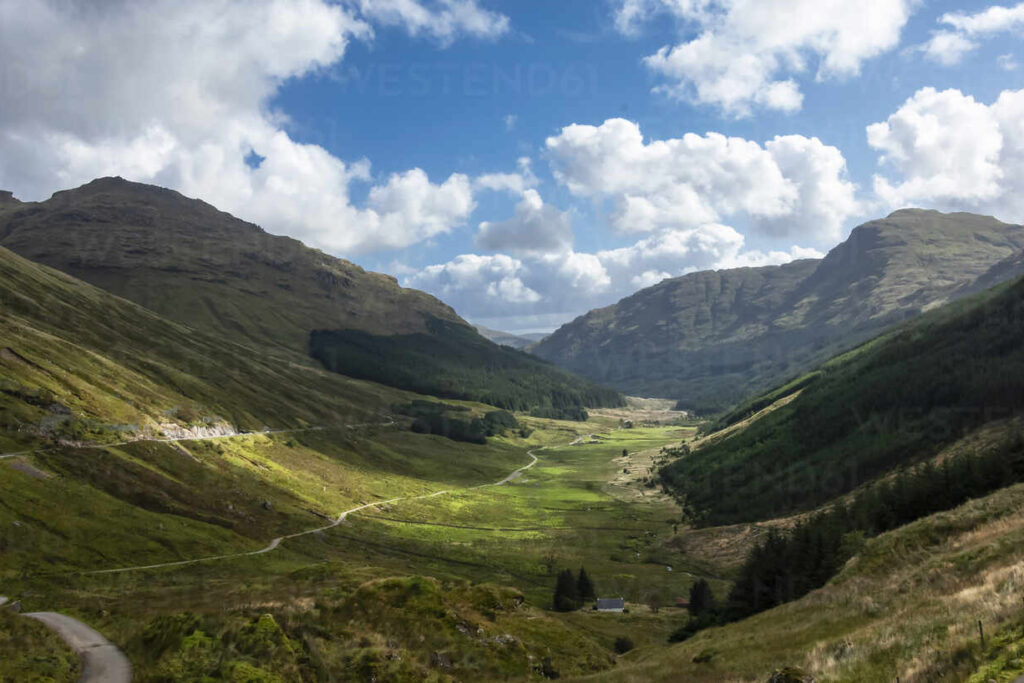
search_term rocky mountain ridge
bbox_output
[532,209,1024,412]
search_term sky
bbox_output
[1,1,1023,333]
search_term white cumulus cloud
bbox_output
[868,87,1024,222]
[476,190,574,255]
[407,223,822,329]
[0,0,495,255]
[942,2,1024,34]
[616,0,914,116]
[545,118,858,244]
[351,0,509,46]
[473,157,538,196]
[409,253,540,305]
[918,31,978,66]
[919,3,1024,66]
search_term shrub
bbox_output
[668,612,717,643]
[768,666,815,683]
[613,636,634,654]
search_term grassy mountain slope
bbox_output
[533,259,819,411]
[0,608,79,682]
[0,245,406,443]
[0,178,621,415]
[311,319,622,415]
[660,274,1024,525]
[533,210,1024,412]
[0,234,562,577]
[586,482,1024,682]
[0,229,641,680]
[0,177,463,352]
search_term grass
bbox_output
[0,243,660,679]
[0,609,79,682]
[338,428,698,596]
[1,419,704,681]
[0,425,533,578]
[8,387,1024,682]
[578,483,1024,682]
[0,244,444,448]
[967,620,1024,682]
[8,236,1023,680]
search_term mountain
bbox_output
[473,325,544,349]
[310,320,622,416]
[0,177,464,353]
[0,244,398,438]
[957,245,1024,296]
[532,210,1024,412]
[660,272,1024,524]
[0,178,621,416]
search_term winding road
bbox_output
[0,450,31,460]
[84,446,541,575]
[23,612,132,683]
[4,442,546,681]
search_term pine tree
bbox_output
[688,579,714,616]
[554,569,580,612]
[576,567,596,602]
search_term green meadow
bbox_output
[2,416,704,681]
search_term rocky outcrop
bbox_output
[156,422,239,441]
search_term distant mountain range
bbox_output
[0,178,621,417]
[473,325,547,349]
[531,209,1024,413]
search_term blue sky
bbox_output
[2,0,1023,332]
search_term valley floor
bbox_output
[6,407,1022,682]
[0,414,703,681]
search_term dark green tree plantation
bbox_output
[553,569,580,612]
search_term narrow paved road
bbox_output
[0,450,31,460]
[23,612,131,683]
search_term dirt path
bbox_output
[82,446,543,575]
[472,450,538,487]
[23,612,131,683]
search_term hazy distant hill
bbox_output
[473,325,545,349]
[0,178,622,415]
[532,210,1024,412]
